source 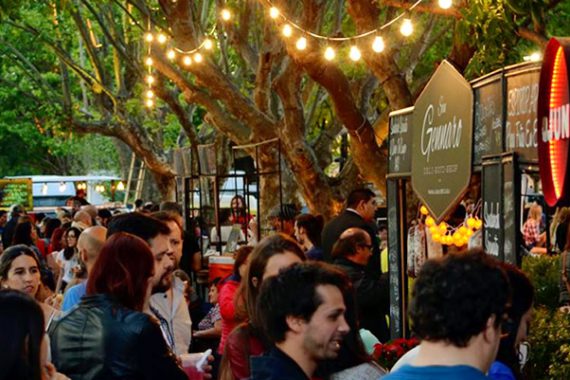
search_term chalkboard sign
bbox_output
[0,179,33,210]
[388,107,413,175]
[502,155,518,264]
[482,160,503,259]
[473,72,504,165]
[504,64,541,162]
[387,180,403,338]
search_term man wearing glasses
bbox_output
[331,227,390,342]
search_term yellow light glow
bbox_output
[146,90,154,98]
[203,38,213,50]
[282,24,293,38]
[194,53,203,63]
[117,181,125,191]
[349,46,361,61]
[167,49,176,60]
[146,75,155,85]
[269,7,280,19]
[438,0,453,9]
[145,33,154,42]
[372,36,385,53]
[324,47,335,61]
[420,205,429,215]
[183,56,192,66]
[157,33,167,44]
[145,57,153,66]
[529,52,542,62]
[221,8,231,21]
[400,18,413,37]
[296,37,307,50]
[425,216,435,227]
[145,99,154,107]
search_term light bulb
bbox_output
[269,7,280,19]
[146,90,154,98]
[146,99,154,107]
[146,75,155,85]
[59,182,67,193]
[167,49,176,60]
[400,18,413,37]
[282,24,292,38]
[183,56,192,66]
[296,37,307,50]
[145,56,153,66]
[193,53,203,63]
[529,52,542,62]
[145,33,154,42]
[42,183,48,195]
[203,38,213,50]
[438,0,453,9]
[157,33,167,44]
[349,45,361,61]
[372,36,385,53]
[221,8,231,21]
[117,181,125,191]
[324,47,335,61]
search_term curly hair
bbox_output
[409,248,510,347]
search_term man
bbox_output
[151,211,193,356]
[268,204,298,237]
[384,249,510,380]
[61,226,107,312]
[251,262,350,380]
[332,228,390,342]
[2,204,24,249]
[321,188,380,270]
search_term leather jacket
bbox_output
[48,294,187,380]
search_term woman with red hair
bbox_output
[48,232,187,380]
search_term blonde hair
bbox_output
[528,203,542,221]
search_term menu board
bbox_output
[505,64,540,162]
[502,155,518,264]
[0,179,33,210]
[388,107,413,175]
[473,73,504,165]
[482,160,503,259]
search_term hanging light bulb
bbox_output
[157,33,167,44]
[269,7,280,19]
[324,46,336,61]
[193,53,203,63]
[372,36,385,53]
[400,18,413,37]
[146,90,154,98]
[183,56,192,66]
[117,181,125,191]
[282,24,293,38]
[145,33,154,42]
[296,37,307,50]
[145,56,154,66]
[59,182,67,193]
[438,0,453,9]
[42,183,48,195]
[145,99,154,107]
[349,45,361,61]
[146,75,155,85]
[203,38,213,50]
[167,49,176,60]
[220,8,231,21]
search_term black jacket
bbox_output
[251,347,310,380]
[334,257,390,342]
[48,294,187,380]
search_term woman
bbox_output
[55,227,81,291]
[489,263,535,380]
[48,232,187,380]
[522,203,545,250]
[220,234,305,380]
[0,245,59,330]
[218,245,254,354]
[193,278,223,355]
[0,289,68,380]
[294,213,325,261]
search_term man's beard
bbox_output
[152,271,173,294]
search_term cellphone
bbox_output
[195,349,211,372]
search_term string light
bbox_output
[220,8,231,21]
[145,56,153,66]
[372,36,385,53]
[146,90,154,98]
[282,24,293,38]
[269,7,280,19]
[400,18,414,36]
[296,37,307,50]
[438,0,453,9]
[146,75,155,85]
[349,45,361,61]
[193,53,203,63]
[203,38,213,50]
[145,33,154,42]
[183,56,192,66]
[157,33,167,44]
[167,49,176,60]
[146,99,154,108]
[324,46,336,61]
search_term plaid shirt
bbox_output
[523,219,541,247]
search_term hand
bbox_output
[201,355,215,379]
[43,362,71,380]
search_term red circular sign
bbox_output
[538,38,570,207]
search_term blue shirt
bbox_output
[488,361,515,380]
[383,364,489,380]
[61,281,87,312]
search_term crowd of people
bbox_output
[0,188,537,380]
